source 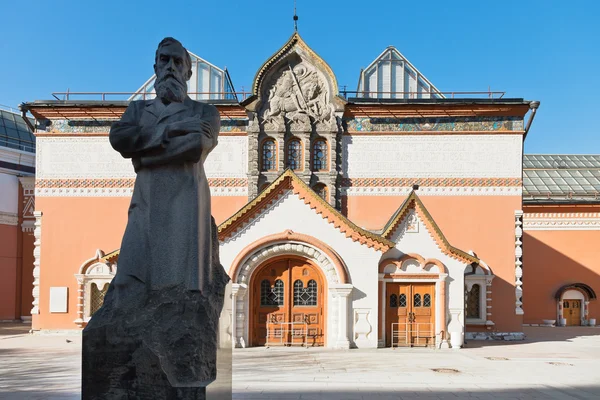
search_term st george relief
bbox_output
[259,60,335,132]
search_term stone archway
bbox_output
[228,231,352,349]
[556,284,597,326]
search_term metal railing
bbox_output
[0,139,35,154]
[265,321,308,348]
[340,90,506,99]
[49,89,505,102]
[391,322,435,348]
[0,104,22,114]
[51,91,253,102]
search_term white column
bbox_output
[31,211,42,315]
[515,210,524,315]
[231,283,247,348]
[330,284,353,349]
[449,307,464,349]
[379,274,385,348]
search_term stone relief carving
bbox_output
[259,62,335,132]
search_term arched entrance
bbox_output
[556,283,597,326]
[250,256,325,347]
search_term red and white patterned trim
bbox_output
[523,213,600,231]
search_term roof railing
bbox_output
[51,91,254,102]
[340,90,506,99]
[0,104,22,114]
[49,90,506,102]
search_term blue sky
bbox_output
[2,0,598,153]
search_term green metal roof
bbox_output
[523,154,600,203]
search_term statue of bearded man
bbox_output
[107,37,221,303]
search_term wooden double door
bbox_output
[251,258,324,347]
[386,282,435,347]
[563,299,582,326]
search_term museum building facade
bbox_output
[7,33,599,348]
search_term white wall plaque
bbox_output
[49,287,68,313]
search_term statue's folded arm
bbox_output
[110,103,167,158]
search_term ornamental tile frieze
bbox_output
[36,178,247,189]
[344,116,524,133]
[42,118,248,134]
[342,177,522,187]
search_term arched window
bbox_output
[313,183,328,202]
[294,279,318,306]
[261,139,277,171]
[312,139,327,171]
[390,294,398,308]
[466,284,480,318]
[261,279,284,306]
[399,294,407,307]
[286,139,302,170]
[423,294,431,308]
[414,293,422,307]
[90,283,109,315]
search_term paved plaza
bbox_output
[1,323,599,399]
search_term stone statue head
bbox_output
[153,37,193,103]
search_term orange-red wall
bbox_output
[523,207,600,324]
[32,193,248,330]
[213,196,249,225]
[345,194,523,332]
[0,224,18,320]
[33,197,130,330]
[20,230,34,317]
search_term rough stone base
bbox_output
[82,282,227,400]
[465,332,526,341]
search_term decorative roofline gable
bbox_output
[218,169,394,251]
[250,33,340,98]
[382,191,479,265]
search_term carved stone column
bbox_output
[232,283,248,348]
[330,284,353,349]
[515,210,524,315]
[31,211,42,317]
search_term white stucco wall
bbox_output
[342,134,523,179]
[220,190,383,348]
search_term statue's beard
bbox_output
[155,75,187,103]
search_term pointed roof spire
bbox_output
[293,0,298,32]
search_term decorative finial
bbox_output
[293,0,298,32]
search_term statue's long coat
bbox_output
[109,96,219,292]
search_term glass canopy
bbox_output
[0,106,35,153]
[356,47,443,99]
[131,52,236,101]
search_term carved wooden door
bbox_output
[563,300,582,326]
[252,258,324,346]
[386,282,435,347]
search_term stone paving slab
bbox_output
[1,324,600,399]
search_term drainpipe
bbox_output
[523,101,540,140]
[19,105,36,133]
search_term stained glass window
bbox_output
[414,293,422,307]
[313,140,327,171]
[286,139,302,170]
[294,279,317,306]
[261,139,277,171]
[466,284,480,319]
[390,294,398,308]
[261,279,284,306]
